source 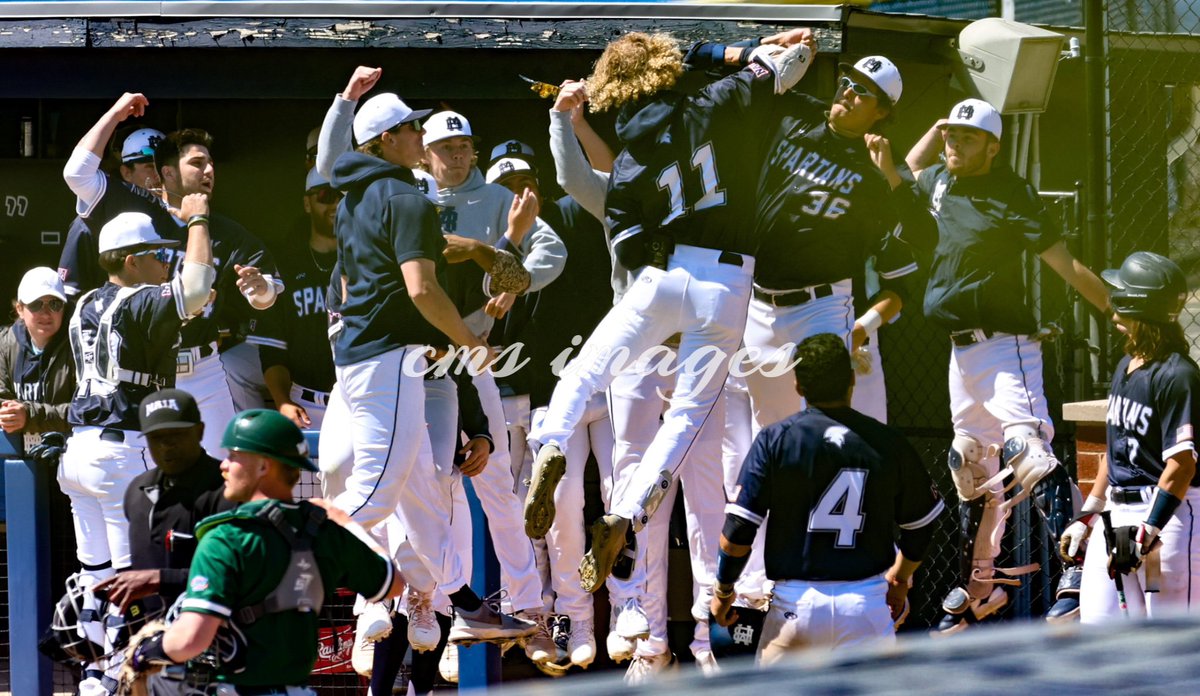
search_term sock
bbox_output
[409,612,452,693]
[370,613,410,696]
[449,585,482,612]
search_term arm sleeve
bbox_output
[548,109,611,223]
[179,530,240,618]
[895,437,945,561]
[517,217,567,293]
[1156,363,1200,461]
[63,148,108,217]
[726,428,775,527]
[453,369,492,447]
[316,95,357,181]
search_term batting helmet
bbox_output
[221,409,317,472]
[1102,251,1187,324]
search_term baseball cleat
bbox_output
[933,586,1008,636]
[567,617,597,669]
[1045,565,1082,624]
[449,601,538,645]
[517,609,556,664]
[524,444,567,538]
[579,514,631,593]
[358,600,394,643]
[405,587,441,653]
[438,643,459,684]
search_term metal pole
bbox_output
[1084,0,1110,391]
[5,454,53,696]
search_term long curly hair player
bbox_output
[586,33,684,113]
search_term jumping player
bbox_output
[711,333,943,663]
[898,98,1111,631]
[1062,251,1198,621]
[525,31,816,592]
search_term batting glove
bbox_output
[749,43,813,94]
[1058,495,1106,564]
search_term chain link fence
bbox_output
[1105,1,1200,370]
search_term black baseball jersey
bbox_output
[1106,352,1200,488]
[67,280,189,430]
[752,94,916,291]
[259,229,337,393]
[731,406,943,581]
[910,164,1061,335]
[59,176,179,298]
[605,64,779,258]
[330,152,449,365]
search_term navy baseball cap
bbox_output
[305,167,330,193]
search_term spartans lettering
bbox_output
[1106,394,1153,435]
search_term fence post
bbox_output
[4,441,52,696]
[1084,0,1111,389]
[459,479,502,689]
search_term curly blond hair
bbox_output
[587,33,683,113]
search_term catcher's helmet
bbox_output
[43,572,164,664]
[222,409,317,471]
[1102,251,1187,324]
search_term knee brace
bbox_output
[996,424,1061,512]
[631,469,673,532]
[948,435,992,502]
[1033,464,1081,541]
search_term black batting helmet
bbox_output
[1102,251,1187,324]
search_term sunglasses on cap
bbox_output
[838,75,877,99]
[309,186,343,205]
[25,298,65,313]
[130,248,172,264]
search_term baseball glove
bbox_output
[116,619,167,696]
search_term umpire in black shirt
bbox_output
[94,388,232,612]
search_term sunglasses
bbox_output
[399,117,423,132]
[838,76,877,99]
[131,248,172,264]
[26,298,65,313]
[310,187,343,205]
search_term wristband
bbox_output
[1081,494,1106,514]
[186,215,209,229]
[713,582,735,599]
[716,548,750,586]
[131,631,177,672]
[857,308,883,334]
[1145,487,1183,530]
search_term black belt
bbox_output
[425,370,450,381]
[99,428,124,443]
[950,329,995,348]
[1111,487,1151,505]
[753,284,834,308]
[717,251,744,267]
[297,388,330,405]
[644,234,744,271]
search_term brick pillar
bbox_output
[1062,400,1107,493]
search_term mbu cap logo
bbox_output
[144,398,179,414]
[499,161,515,174]
[446,116,463,131]
[863,58,883,73]
[506,142,524,154]
[957,104,975,120]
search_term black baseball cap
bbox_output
[139,389,203,434]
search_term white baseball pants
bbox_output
[757,576,894,665]
[177,346,237,455]
[58,427,149,571]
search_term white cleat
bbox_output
[568,617,597,669]
[518,609,556,664]
[359,600,394,643]
[405,587,441,653]
[438,643,459,684]
[624,651,676,685]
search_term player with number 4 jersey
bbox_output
[711,334,943,663]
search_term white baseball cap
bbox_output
[17,267,67,304]
[838,56,903,105]
[411,169,440,204]
[941,98,1003,140]
[423,111,476,148]
[485,157,536,185]
[489,139,535,164]
[98,212,180,254]
[352,93,432,145]
[121,128,165,163]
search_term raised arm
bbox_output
[316,66,381,179]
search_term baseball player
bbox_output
[711,333,943,663]
[525,31,814,594]
[261,168,342,430]
[323,82,534,644]
[897,98,1111,631]
[60,207,214,695]
[1060,252,1198,621]
[740,54,915,433]
[122,409,406,693]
